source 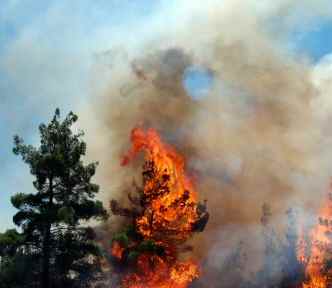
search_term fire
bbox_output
[111,127,209,288]
[122,127,200,243]
[122,254,199,288]
[111,241,125,260]
[299,189,332,288]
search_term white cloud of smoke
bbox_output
[80,0,332,285]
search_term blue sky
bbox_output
[1,1,332,231]
[290,20,332,62]
[0,0,160,231]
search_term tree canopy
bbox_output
[2,109,108,288]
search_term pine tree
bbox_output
[11,109,108,287]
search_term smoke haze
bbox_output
[5,0,332,286]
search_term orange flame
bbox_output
[114,127,204,287]
[122,127,199,243]
[299,188,332,288]
[111,241,125,260]
[122,254,199,288]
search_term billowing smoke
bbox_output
[80,0,332,286]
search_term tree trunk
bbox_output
[41,176,54,288]
[42,222,51,288]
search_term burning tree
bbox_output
[109,127,209,288]
[298,191,332,288]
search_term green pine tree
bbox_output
[11,109,108,288]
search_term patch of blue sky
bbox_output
[183,66,214,100]
[289,20,332,62]
[0,0,161,56]
[0,0,53,50]
[0,163,33,230]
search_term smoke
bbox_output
[80,0,332,286]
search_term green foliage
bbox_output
[124,224,137,238]
[9,109,108,288]
[0,253,39,288]
[127,250,140,262]
[137,240,163,254]
[0,229,24,257]
[57,206,75,224]
[110,230,165,266]
[0,229,38,288]
[112,232,129,248]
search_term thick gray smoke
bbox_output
[80,0,332,286]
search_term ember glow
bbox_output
[298,188,332,288]
[110,127,209,288]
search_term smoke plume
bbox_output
[80,0,332,286]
